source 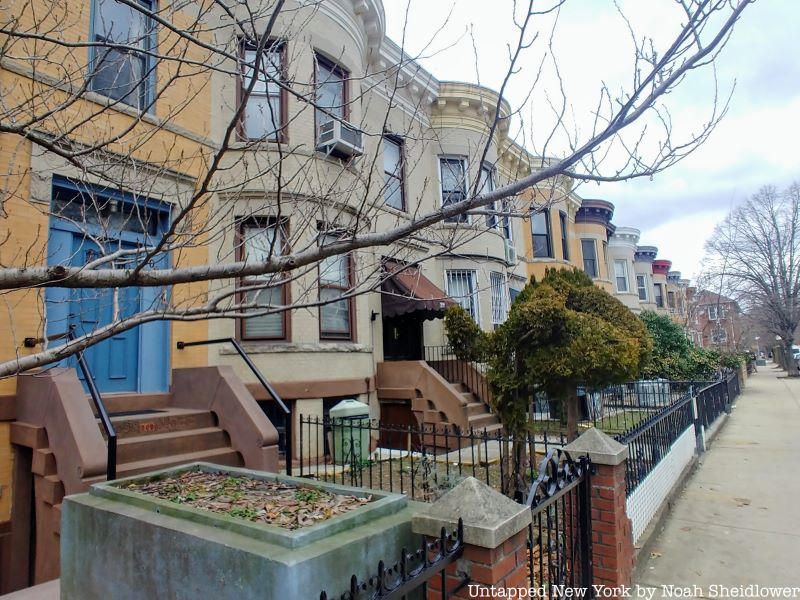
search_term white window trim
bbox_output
[489,271,510,326]
[636,274,648,301]
[614,260,629,293]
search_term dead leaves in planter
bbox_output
[124,469,372,530]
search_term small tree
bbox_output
[640,311,720,381]
[447,268,651,443]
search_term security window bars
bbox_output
[559,211,569,260]
[446,270,478,322]
[440,158,468,223]
[581,239,598,278]
[90,0,155,110]
[654,283,664,308]
[237,218,288,340]
[636,274,648,301]
[240,42,285,141]
[531,210,553,258]
[315,55,348,136]
[711,328,728,344]
[490,271,509,327]
[614,260,629,293]
[319,232,353,340]
[383,136,404,210]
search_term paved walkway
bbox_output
[636,365,800,596]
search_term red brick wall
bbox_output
[590,462,634,588]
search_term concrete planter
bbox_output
[61,462,418,600]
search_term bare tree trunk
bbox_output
[783,338,798,377]
[566,394,580,442]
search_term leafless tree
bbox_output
[704,183,800,375]
[0,0,754,378]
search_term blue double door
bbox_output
[47,177,170,394]
[69,237,142,393]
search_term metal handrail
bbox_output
[176,338,292,475]
[24,326,117,480]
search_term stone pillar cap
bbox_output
[564,427,629,465]
[411,477,531,549]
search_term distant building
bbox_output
[687,290,744,351]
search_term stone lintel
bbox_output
[411,477,531,549]
[564,427,629,466]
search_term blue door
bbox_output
[69,237,141,392]
[46,176,171,394]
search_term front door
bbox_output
[382,315,424,361]
[70,237,141,392]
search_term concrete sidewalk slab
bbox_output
[635,367,800,594]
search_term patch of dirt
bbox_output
[123,469,372,530]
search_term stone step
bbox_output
[88,392,172,415]
[83,447,244,486]
[468,413,499,429]
[116,427,230,463]
[465,402,486,417]
[103,408,216,439]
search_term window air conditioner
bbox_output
[504,239,518,266]
[317,119,364,159]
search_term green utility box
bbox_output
[329,399,371,466]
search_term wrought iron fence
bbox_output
[297,415,568,501]
[319,520,465,600]
[525,451,593,596]
[696,370,738,430]
[614,392,695,495]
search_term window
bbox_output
[440,158,468,223]
[654,283,664,308]
[636,275,648,301]
[446,270,478,322]
[479,165,498,229]
[509,288,522,303]
[708,305,725,320]
[383,136,404,210]
[240,42,285,141]
[318,232,353,340]
[711,328,728,344]
[559,211,569,260]
[90,0,155,110]
[501,200,513,241]
[490,272,509,327]
[667,291,676,310]
[237,218,288,340]
[531,210,553,258]
[581,239,598,278]
[315,55,348,136]
[614,260,629,293]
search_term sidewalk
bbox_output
[635,365,800,595]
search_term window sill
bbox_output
[221,342,372,354]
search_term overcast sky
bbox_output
[384,0,799,282]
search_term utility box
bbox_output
[329,399,371,466]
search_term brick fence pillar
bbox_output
[411,477,532,599]
[565,428,635,593]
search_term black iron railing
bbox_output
[24,327,117,480]
[696,370,738,430]
[176,338,292,475]
[319,519,465,600]
[615,391,695,495]
[525,451,593,595]
[298,415,558,501]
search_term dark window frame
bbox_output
[531,210,553,258]
[382,134,405,211]
[559,210,569,260]
[440,157,468,224]
[318,228,356,341]
[237,39,288,143]
[581,239,598,278]
[313,53,350,142]
[235,216,291,342]
[654,283,664,308]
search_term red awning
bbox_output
[381,261,456,320]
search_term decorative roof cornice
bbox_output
[609,226,640,249]
[635,245,658,262]
[576,198,615,234]
[652,259,672,275]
